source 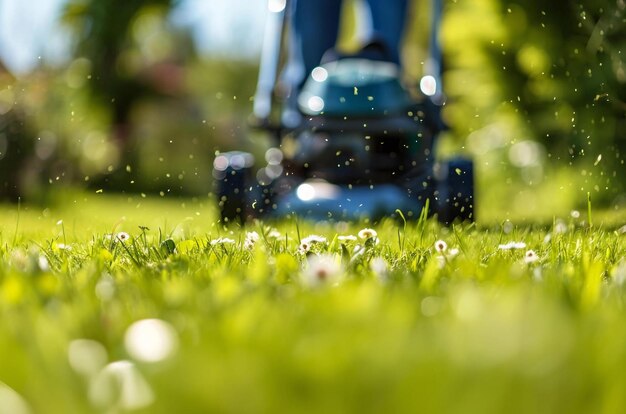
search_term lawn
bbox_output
[0,193,625,413]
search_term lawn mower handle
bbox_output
[427,0,444,102]
[252,0,289,124]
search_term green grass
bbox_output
[0,194,625,413]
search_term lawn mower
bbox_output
[212,0,474,224]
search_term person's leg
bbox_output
[282,0,342,125]
[293,0,342,78]
[286,0,342,87]
[366,0,408,65]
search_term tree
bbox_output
[497,0,625,198]
[61,0,194,188]
[0,60,37,201]
[443,0,625,205]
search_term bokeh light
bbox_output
[124,318,179,363]
[68,339,108,378]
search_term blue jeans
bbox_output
[283,0,408,89]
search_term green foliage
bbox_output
[496,1,625,197]
[0,196,625,412]
[4,0,625,213]
[62,0,182,116]
[0,106,36,201]
[442,0,625,207]
[59,0,206,193]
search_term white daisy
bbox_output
[338,235,358,242]
[613,261,626,286]
[554,220,567,234]
[524,250,539,264]
[245,231,260,243]
[301,254,342,287]
[434,240,447,253]
[244,231,260,250]
[297,241,311,255]
[358,228,377,240]
[370,257,389,282]
[57,243,73,251]
[116,232,130,243]
[38,255,50,272]
[435,246,460,268]
[301,235,327,244]
[498,241,526,250]
[210,237,235,246]
[297,235,327,254]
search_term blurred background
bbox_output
[0,0,624,221]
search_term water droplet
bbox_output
[594,154,602,166]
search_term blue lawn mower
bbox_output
[213,0,474,224]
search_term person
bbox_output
[280,0,409,126]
